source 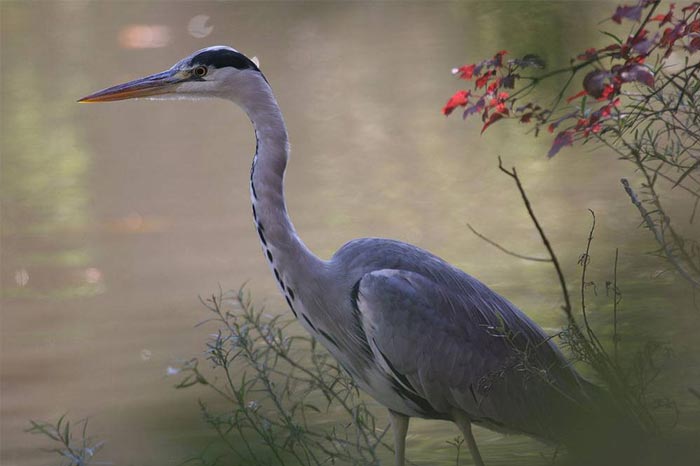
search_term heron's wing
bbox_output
[355,268,585,439]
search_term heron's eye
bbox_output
[193,66,208,78]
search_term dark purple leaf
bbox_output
[612,4,644,24]
[547,110,578,134]
[619,64,654,87]
[548,131,574,158]
[463,97,485,119]
[631,37,655,55]
[501,74,516,89]
[479,52,506,70]
[583,69,612,98]
[481,113,505,134]
[661,23,684,46]
[689,36,700,53]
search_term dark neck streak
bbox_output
[244,85,322,305]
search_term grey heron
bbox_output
[80,46,606,466]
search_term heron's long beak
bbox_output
[78,69,185,103]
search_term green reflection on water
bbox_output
[22,248,91,267]
[1,6,97,299]
[2,66,89,236]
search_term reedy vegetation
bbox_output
[174,288,392,466]
[25,416,105,466]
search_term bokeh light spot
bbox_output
[14,268,29,287]
[187,15,213,39]
[119,25,171,49]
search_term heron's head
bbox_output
[79,46,266,104]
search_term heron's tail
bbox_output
[559,377,651,465]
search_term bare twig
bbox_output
[466,223,551,262]
[495,158,661,434]
[579,210,605,354]
[497,157,576,325]
[613,248,620,364]
[579,210,595,335]
[690,387,700,401]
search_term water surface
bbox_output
[2,2,698,465]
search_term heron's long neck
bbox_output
[237,80,323,303]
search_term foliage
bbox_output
[25,415,106,466]
[492,162,674,446]
[444,0,700,288]
[172,288,391,466]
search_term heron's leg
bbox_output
[388,409,410,466]
[454,414,486,466]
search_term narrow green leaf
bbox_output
[600,30,623,44]
[673,159,700,189]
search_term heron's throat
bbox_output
[249,122,296,256]
[243,84,321,302]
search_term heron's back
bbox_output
[324,237,602,443]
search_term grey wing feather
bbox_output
[356,267,590,441]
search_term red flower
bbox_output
[442,90,470,116]
[481,112,505,134]
[651,4,674,25]
[600,84,617,99]
[486,78,501,94]
[455,64,477,80]
[493,50,508,67]
[661,24,683,47]
[577,48,598,60]
[475,70,494,89]
[487,92,510,114]
[687,19,700,33]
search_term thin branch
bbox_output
[466,223,551,262]
[497,156,576,323]
[620,178,700,288]
[613,248,620,364]
[579,210,605,353]
[690,387,700,401]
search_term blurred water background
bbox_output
[1,1,698,465]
